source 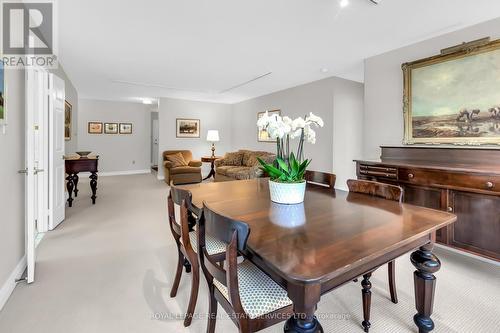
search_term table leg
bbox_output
[202,161,216,180]
[90,172,98,204]
[284,284,323,333]
[411,243,441,333]
[66,174,74,207]
[73,173,79,197]
[361,273,372,332]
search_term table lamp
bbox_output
[206,130,220,158]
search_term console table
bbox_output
[355,146,500,261]
[65,155,99,207]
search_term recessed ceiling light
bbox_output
[340,0,349,8]
[321,68,329,73]
[142,98,153,105]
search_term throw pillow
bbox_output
[222,152,243,166]
[166,152,188,168]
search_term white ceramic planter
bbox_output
[268,180,306,204]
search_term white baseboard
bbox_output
[0,255,27,312]
[157,175,165,181]
[435,244,499,266]
[80,169,151,177]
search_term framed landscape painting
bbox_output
[176,118,200,138]
[104,123,118,134]
[403,39,500,145]
[258,109,281,142]
[119,123,132,134]
[88,122,103,134]
[65,101,72,140]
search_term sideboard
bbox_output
[355,146,500,261]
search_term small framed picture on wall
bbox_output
[104,123,118,134]
[88,122,103,134]
[119,123,133,134]
[176,118,200,138]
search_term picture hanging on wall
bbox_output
[104,123,118,134]
[119,123,133,134]
[88,122,103,134]
[0,60,5,125]
[403,39,500,145]
[257,109,281,142]
[65,101,72,140]
[176,118,200,138]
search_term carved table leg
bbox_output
[284,284,323,333]
[202,161,216,181]
[66,174,74,207]
[361,273,372,332]
[411,243,441,333]
[90,172,98,204]
[73,173,79,197]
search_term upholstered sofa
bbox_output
[163,150,202,185]
[214,149,275,182]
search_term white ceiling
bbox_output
[58,0,500,104]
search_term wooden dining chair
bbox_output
[198,203,294,333]
[305,170,336,189]
[167,187,226,327]
[346,179,403,333]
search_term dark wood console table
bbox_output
[355,146,500,261]
[65,155,99,207]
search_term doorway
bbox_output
[151,112,159,171]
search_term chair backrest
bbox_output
[163,150,193,163]
[305,170,336,189]
[346,179,403,202]
[167,186,195,245]
[198,203,250,316]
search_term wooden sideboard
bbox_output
[355,146,500,261]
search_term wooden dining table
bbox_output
[180,178,456,333]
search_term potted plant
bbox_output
[257,112,324,204]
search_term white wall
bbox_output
[231,76,363,190]
[364,18,500,159]
[0,68,26,308]
[78,99,151,173]
[158,98,233,179]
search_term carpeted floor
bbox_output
[0,174,498,333]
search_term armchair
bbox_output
[163,150,202,185]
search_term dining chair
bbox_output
[346,179,403,333]
[198,203,294,333]
[167,186,226,327]
[305,170,336,189]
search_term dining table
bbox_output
[180,178,457,333]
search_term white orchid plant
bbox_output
[256,112,324,183]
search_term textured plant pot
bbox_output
[268,180,306,204]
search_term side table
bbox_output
[201,156,222,180]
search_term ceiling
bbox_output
[58,0,500,104]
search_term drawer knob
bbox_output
[408,173,414,179]
[447,207,453,212]
[486,181,494,189]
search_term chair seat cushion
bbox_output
[189,231,226,255]
[213,260,292,319]
[170,166,201,175]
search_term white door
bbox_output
[25,67,49,283]
[49,74,66,230]
[152,118,159,166]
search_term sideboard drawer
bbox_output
[398,168,500,193]
[358,164,398,179]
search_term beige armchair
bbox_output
[163,150,202,185]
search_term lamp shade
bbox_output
[206,130,220,142]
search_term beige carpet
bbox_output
[0,174,498,333]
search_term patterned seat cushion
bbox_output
[213,260,292,319]
[189,231,226,255]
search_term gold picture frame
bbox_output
[64,101,72,140]
[403,39,500,145]
[258,109,281,142]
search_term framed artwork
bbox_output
[176,118,200,138]
[88,122,103,134]
[403,39,500,145]
[64,101,72,140]
[258,109,281,142]
[119,123,133,134]
[0,60,5,125]
[104,123,118,134]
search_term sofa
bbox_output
[163,150,202,185]
[214,149,276,182]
